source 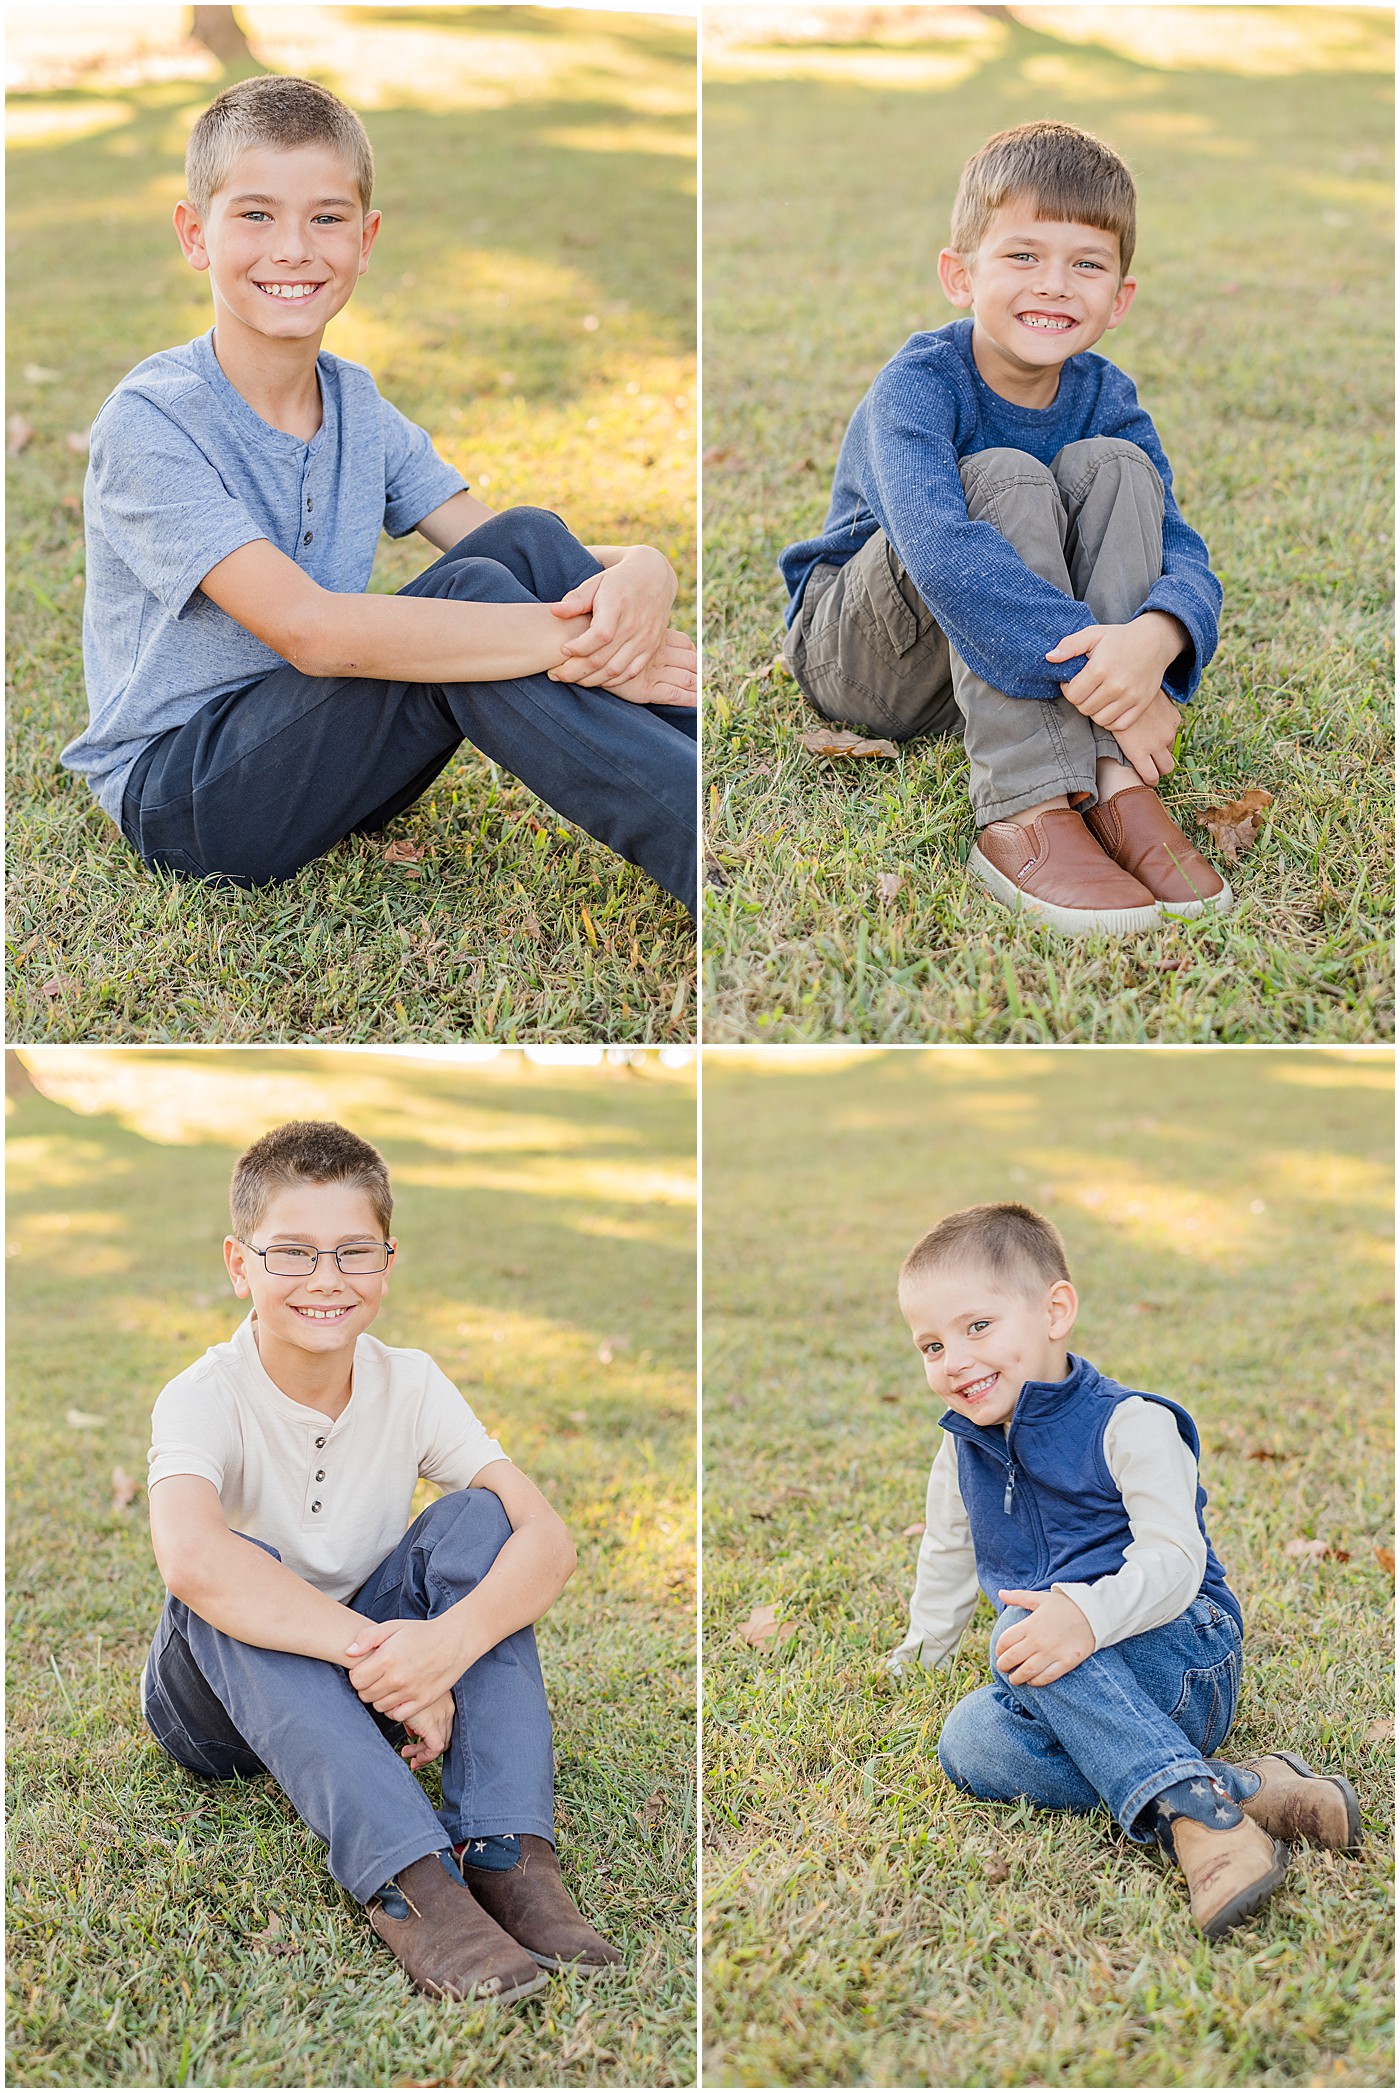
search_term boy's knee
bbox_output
[466,504,570,555]
[1050,437,1162,497]
[959,447,1054,495]
[421,1486,513,1552]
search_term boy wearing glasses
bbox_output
[143,1120,620,2005]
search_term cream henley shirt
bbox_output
[147,1314,507,1602]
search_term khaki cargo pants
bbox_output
[782,437,1169,824]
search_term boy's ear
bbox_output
[1046,1279,1078,1339]
[224,1234,252,1298]
[358,208,382,276]
[937,246,975,310]
[173,200,210,273]
[1105,273,1138,331]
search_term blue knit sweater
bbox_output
[779,318,1222,705]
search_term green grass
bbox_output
[6,1047,696,2087]
[6,8,696,1043]
[701,7,1393,1041]
[701,1047,1393,2086]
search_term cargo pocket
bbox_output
[845,536,934,666]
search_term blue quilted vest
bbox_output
[940,1352,1241,1630]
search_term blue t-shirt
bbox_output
[779,318,1221,706]
[62,329,468,819]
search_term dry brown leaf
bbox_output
[1246,1447,1290,1462]
[876,872,905,905]
[984,1856,1010,1885]
[566,1409,587,1426]
[1197,787,1273,862]
[1284,1538,1350,1562]
[878,1392,901,1405]
[65,427,91,456]
[65,1407,104,1430]
[737,1602,797,1649]
[24,362,58,384]
[800,726,900,760]
[637,1789,665,1831]
[1366,1716,1392,1742]
[111,1467,140,1511]
[8,413,34,455]
[382,838,427,866]
[705,853,731,890]
[902,1521,927,1538]
[1128,1301,1162,1314]
[39,976,75,998]
[702,445,735,466]
[1375,1546,1395,1578]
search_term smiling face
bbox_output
[937,196,1136,404]
[174,142,380,349]
[900,1263,1078,1428]
[224,1179,395,1369]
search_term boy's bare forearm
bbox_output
[169,1529,370,1663]
[300,590,591,683]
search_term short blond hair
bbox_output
[900,1202,1071,1300]
[185,75,373,215]
[951,120,1136,274]
[230,1121,392,1242]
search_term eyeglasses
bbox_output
[240,1240,393,1277]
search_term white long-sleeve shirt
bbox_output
[888,1396,1207,1673]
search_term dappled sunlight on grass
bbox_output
[1029,5,1392,77]
[6,98,136,145]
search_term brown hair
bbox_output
[950,120,1136,274]
[900,1202,1071,1298]
[230,1121,392,1241]
[185,75,374,215]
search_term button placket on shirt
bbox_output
[308,1428,329,1520]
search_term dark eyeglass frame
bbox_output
[238,1239,394,1276]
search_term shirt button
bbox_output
[315,1469,326,1481]
[315,1437,326,1449]
[303,530,313,545]
[306,495,314,511]
[311,1500,322,1513]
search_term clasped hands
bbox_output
[344,1615,467,1771]
[548,547,697,709]
[993,1587,1096,1687]
[1045,610,1186,785]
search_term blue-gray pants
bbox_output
[141,1488,556,1905]
[120,506,698,912]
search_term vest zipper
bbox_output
[1003,1462,1016,1516]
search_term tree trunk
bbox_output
[189,7,256,65]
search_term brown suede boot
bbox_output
[1239,1753,1363,1850]
[367,1851,547,2004]
[456,1835,625,1972]
[1169,1814,1290,1940]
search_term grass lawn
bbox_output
[6,1047,696,2088]
[6,8,696,1044]
[701,1047,1393,2087]
[701,6,1393,1042]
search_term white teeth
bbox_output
[258,283,319,300]
[296,1306,348,1319]
[1020,314,1072,330]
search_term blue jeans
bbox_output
[120,505,698,911]
[141,1488,556,1905]
[937,1593,1248,1842]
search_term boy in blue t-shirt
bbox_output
[891,1203,1362,1939]
[780,121,1231,936]
[62,75,697,913]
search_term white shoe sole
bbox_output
[1158,874,1234,920]
[968,844,1161,937]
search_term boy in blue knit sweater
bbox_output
[890,1203,1362,1938]
[781,121,1232,935]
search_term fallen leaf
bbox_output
[39,976,76,998]
[61,493,81,513]
[902,1521,927,1538]
[382,838,427,866]
[65,1407,105,1429]
[985,1856,1010,1885]
[705,853,730,890]
[1366,1716,1392,1742]
[1128,1301,1162,1314]
[878,1392,901,1404]
[1284,1538,1350,1562]
[737,1602,797,1649]
[1197,787,1273,862]
[8,413,34,455]
[1154,955,1190,972]
[1375,1547,1395,1578]
[637,1790,665,1831]
[566,1409,587,1426]
[24,362,59,384]
[876,872,905,905]
[249,1910,297,1955]
[64,427,91,456]
[800,726,900,760]
[111,1467,140,1511]
[1246,1447,1291,1462]
[702,445,734,465]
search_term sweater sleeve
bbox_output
[887,1434,982,1674]
[1053,1397,1206,1649]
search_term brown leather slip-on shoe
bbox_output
[1239,1752,1363,1851]
[367,1851,547,2004]
[457,1835,625,1973]
[1169,1815,1290,1940]
[1084,785,1233,918]
[969,806,1161,935]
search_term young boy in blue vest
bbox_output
[144,1120,623,2003]
[62,75,697,913]
[781,120,1231,935]
[890,1203,1361,1938]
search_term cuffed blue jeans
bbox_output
[141,1488,556,1905]
[120,506,698,912]
[937,1592,1251,1842]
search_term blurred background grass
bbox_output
[702,3,1393,1043]
[6,1044,696,2087]
[702,1046,1393,2086]
[7,6,697,1044]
